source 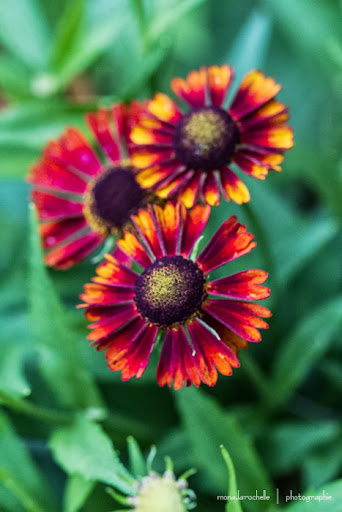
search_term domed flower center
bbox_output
[134,255,206,327]
[134,474,187,512]
[174,106,239,170]
[84,166,145,235]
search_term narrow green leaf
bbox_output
[0,345,31,398]
[29,203,103,409]
[51,0,86,69]
[283,479,342,511]
[127,436,147,479]
[0,411,56,512]
[303,442,342,491]
[175,387,274,511]
[221,445,244,512]
[271,296,342,406]
[227,10,271,83]
[0,0,50,70]
[63,474,95,512]
[50,415,136,495]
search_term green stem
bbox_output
[130,0,146,47]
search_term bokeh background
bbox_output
[1,0,342,511]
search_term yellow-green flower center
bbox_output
[135,475,186,512]
[134,255,206,327]
[174,106,239,170]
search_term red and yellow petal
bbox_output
[157,327,201,389]
[219,166,250,204]
[203,298,271,343]
[86,108,121,163]
[207,269,270,300]
[117,232,152,268]
[45,230,103,269]
[132,206,165,259]
[202,313,248,356]
[171,67,207,108]
[239,100,288,132]
[95,254,139,287]
[87,303,138,342]
[241,124,294,150]
[154,202,182,257]
[80,283,134,305]
[148,93,183,124]
[197,216,256,273]
[208,64,234,107]
[180,203,211,257]
[230,70,282,120]
[178,171,203,208]
[201,171,220,206]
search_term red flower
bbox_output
[130,65,294,207]
[79,202,271,389]
[27,102,149,269]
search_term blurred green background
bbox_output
[1,0,342,511]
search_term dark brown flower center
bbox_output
[134,255,206,327]
[84,166,145,234]
[173,106,239,170]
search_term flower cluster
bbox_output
[28,64,293,388]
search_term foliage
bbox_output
[0,0,341,511]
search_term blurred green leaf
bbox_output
[0,411,56,512]
[127,436,146,479]
[0,101,88,149]
[0,147,39,178]
[273,216,338,285]
[228,9,272,84]
[221,445,244,512]
[29,203,103,409]
[0,55,32,99]
[50,415,136,495]
[303,441,342,490]
[175,387,274,511]
[281,479,342,511]
[146,0,206,46]
[270,296,342,406]
[51,5,127,91]
[263,0,340,72]
[0,0,50,70]
[51,0,86,70]
[260,421,340,475]
[0,345,30,398]
[63,474,95,512]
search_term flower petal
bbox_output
[201,171,220,206]
[45,231,103,269]
[208,64,234,107]
[86,108,122,163]
[219,167,250,204]
[171,67,207,107]
[117,232,152,268]
[180,203,211,257]
[31,190,83,221]
[208,269,270,300]
[148,93,183,124]
[230,70,282,120]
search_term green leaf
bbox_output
[29,203,103,409]
[282,479,342,511]
[221,445,244,512]
[228,9,272,83]
[0,55,32,99]
[175,387,274,511]
[51,0,86,70]
[0,345,31,398]
[259,421,340,475]
[51,6,128,91]
[50,415,136,495]
[270,296,342,406]
[146,0,206,46]
[0,101,88,150]
[63,474,95,512]
[303,441,342,490]
[0,0,50,70]
[263,0,340,73]
[0,411,56,512]
[127,436,147,479]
